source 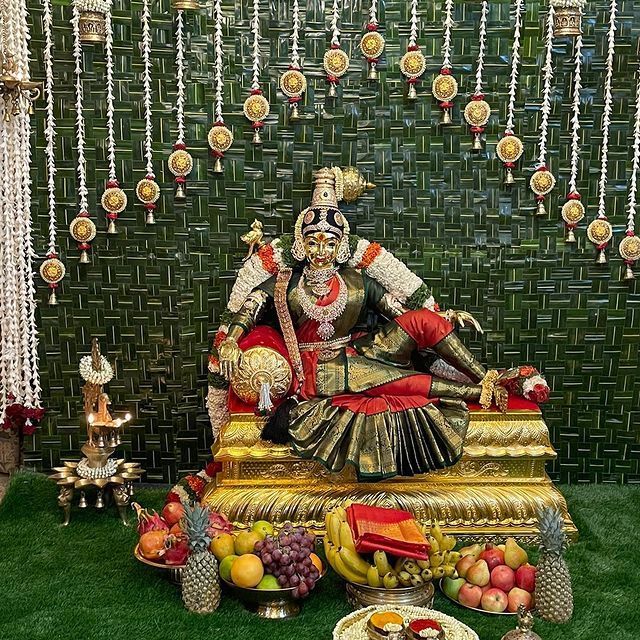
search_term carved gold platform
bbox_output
[203,409,577,544]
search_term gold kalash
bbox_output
[203,169,577,544]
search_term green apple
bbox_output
[251,520,275,539]
[219,554,238,582]
[256,575,280,590]
[442,576,467,601]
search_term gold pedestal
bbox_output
[203,409,577,544]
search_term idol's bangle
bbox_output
[479,370,499,410]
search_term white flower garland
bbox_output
[175,10,186,143]
[71,5,89,213]
[79,354,114,385]
[213,0,228,124]
[207,385,229,442]
[536,6,555,167]
[43,0,57,256]
[368,0,378,25]
[104,10,117,182]
[550,0,586,7]
[408,0,419,49]
[73,0,111,14]
[290,0,301,69]
[567,35,583,195]
[330,0,340,47]
[474,0,488,96]
[505,0,525,134]
[441,0,455,70]
[624,63,640,235]
[250,0,262,90]
[141,0,154,177]
[77,457,118,479]
[595,0,617,221]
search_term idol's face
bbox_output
[303,231,340,269]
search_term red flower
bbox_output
[257,244,279,274]
[185,475,207,498]
[205,460,222,478]
[519,365,536,377]
[165,491,181,504]
[530,383,550,404]
[214,330,227,349]
[357,242,382,269]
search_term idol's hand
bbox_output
[218,337,242,381]
[444,310,484,334]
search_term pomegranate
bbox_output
[132,502,169,536]
[162,501,185,527]
[139,530,167,561]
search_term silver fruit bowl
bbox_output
[346,580,435,610]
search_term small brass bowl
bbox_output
[346,580,435,610]
[134,544,183,585]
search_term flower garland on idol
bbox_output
[323,0,349,99]
[399,0,426,101]
[431,0,457,124]
[279,0,307,120]
[587,0,616,265]
[497,0,525,185]
[360,0,385,81]
[243,0,269,144]
[100,8,127,233]
[561,34,584,242]
[69,2,97,263]
[463,0,490,151]
[0,0,44,431]
[208,0,233,171]
[530,5,557,217]
[618,60,640,280]
[168,9,193,198]
[136,0,160,223]
[39,0,65,305]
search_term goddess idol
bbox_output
[210,168,549,481]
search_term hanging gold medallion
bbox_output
[361,29,385,80]
[168,148,193,178]
[530,169,556,196]
[400,50,426,99]
[101,186,127,215]
[619,234,640,279]
[432,72,458,123]
[497,135,524,185]
[587,218,613,264]
[244,93,270,122]
[561,199,585,243]
[70,215,97,264]
[136,178,161,204]
[40,257,66,286]
[324,48,349,79]
[280,69,307,99]
[208,124,234,153]
[464,99,491,128]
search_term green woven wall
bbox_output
[26,0,640,484]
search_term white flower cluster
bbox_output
[329,0,341,47]
[290,0,302,68]
[505,0,525,133]
[77,457,118,479]
[250,0,262,89]
[522,374,548,397]
[207,385,229,442]
[227,253,273,313]
[71,5,89,212]
[141,0,155,175]
[473,1,488,95]
[550,0,586,8]
[363,248,424,303]
[567,35,583,195]
[73,0,112,15]
[536,6,555,166]
[79,355,114,385]
[105,10,117,181]
[408,0,419,49]
[213,0,226,121]
[175,10,187,143]
[625,59,640,233]
[441,0,455,69]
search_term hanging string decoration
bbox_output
[400,0,426,101]
[69,3,97,263]
[551,0,585,37]
[323,0,349,98]
[587,0,616,265]
[168,10,193,199]
[100,9,127,233]
[619,62,640,280]
[496,0,525,185]
[360,0,385,81]
[74,0,111,45]
[561,34,585,243]
[279,0,307,120]
[530,6,557,217]
[432,0,457,124]
[244,0,269,144]
[0,0,44,428]
[39,0,65,305]
[136,0,160,223]
[463,0,491,150]
[208,0,233,171]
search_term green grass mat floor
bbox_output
[0,471,638,640]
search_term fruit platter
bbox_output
[439,539,536,615]
[324,503,460,609]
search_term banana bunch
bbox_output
[323,507,460,589]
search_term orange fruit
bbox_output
[309,552,323,573]
[230,553,265,588]
[210,533,235,561]
[234,531,262,555]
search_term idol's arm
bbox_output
[218,289,270,380]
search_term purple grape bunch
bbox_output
[254,521,320,599]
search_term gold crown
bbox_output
[309,167,340,210]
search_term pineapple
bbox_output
[535,506,573,623]
[182,503,221,613]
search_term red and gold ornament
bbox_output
[136,175,160,224]
[168,143,193,200]
[360,23,385,81]
[561,192,585,243]
[40,254,66,305]
[101,179,127,234]
[432,68,457,125]
[69,213,97,264]
[497,132,524,185]
[464,94,491,150]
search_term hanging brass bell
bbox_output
[252,128,263,145]
[106,219,117,234]
[408,83,417,100]
[441,107,452,125]
[290,103,300,121]
[175,181,186,200]
[368,62,378,81]
[79,249,90,264]
[95,490,105,509]
[595,249,607,265]
[328,83,337,98]
[213,156,224,173]
[623,264,635,280]
[472,132,483,151]
[78,491,88,508]
[536,200,547,217]
[145,209,155,224]
[48,289,58,306]
[566,227,577,243]
[504,168,515,185]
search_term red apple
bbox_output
[466,559,490,587]
[481,584,492,594]
[458,583,483,608]
[491,564,515,592]
[455,554,477,578]
[515,564,537,593]
[508,587,533,612]
[480,548,505,572]
[481,587,509,613]
[162,501,185,527]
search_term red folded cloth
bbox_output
[346,503,430,560]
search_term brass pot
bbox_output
[78,10,107,44]
[346,581,435,610]
[553,6,582,37]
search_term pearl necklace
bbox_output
[297,271,348,341]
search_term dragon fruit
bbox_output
[164,536,189,566]
[132,502,169,536]
[207,510,233,538]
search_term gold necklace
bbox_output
[296,271,348,341]
[303,265,338,296]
